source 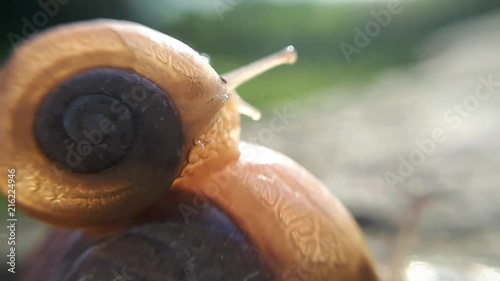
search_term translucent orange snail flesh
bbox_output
[0,20,380,281]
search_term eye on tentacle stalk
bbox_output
[0,20,380,281]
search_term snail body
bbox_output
[0,20,379,281]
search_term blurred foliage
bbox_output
[1,1,499,109]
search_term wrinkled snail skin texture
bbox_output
[0,20,380,281]
[170,95,380,281]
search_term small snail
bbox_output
[0,20,379,281]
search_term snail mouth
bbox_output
[221,46,298,121]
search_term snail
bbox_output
[0,20,379,281]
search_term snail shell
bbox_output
[0,19,226,227]
[0,20,379,281]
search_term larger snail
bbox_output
[0,20,379,281]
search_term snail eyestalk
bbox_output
[223,45,297,91]
[223,46,297,121]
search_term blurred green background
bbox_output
[1,0,499,110]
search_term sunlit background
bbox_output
[1,0,499,280]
